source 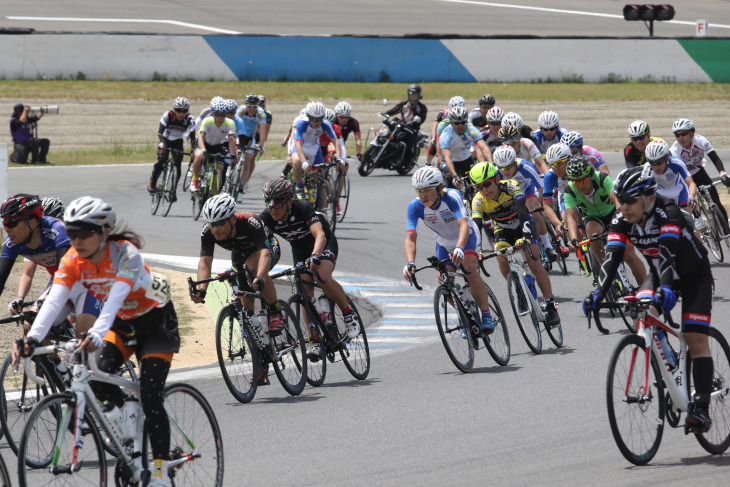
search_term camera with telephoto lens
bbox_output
[28,105,59,116]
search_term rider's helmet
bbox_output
[211,98,227,114]
[41,197,65,219]
[411,166,443,190]
[560,131,584,154]
[244,93,259,107]
[628,120,650,138]
[173,97,190,111]
[305,101,326,119]
[407,84,422,99]
[498,125,520,144]
[479,94,496,107]
[210,96,225,110]
[614,165,657,198]
[501,112,524,130]
[538,110,560,129]
[258,95,266,106]
[1,194,43,221]
[201,194,237,223]
[262,179,293,201]
[492,146,517,168]
[565,156,594,181]
[225,99,238,113]
[486,107,504,123]
[469,161,498,186]
[64,196,116,230]
[448,106,468,123]
[324,108,336,123]
[545,143,572,167]
[334,101,352,117]
[672,118,694,133]
[644,139,670,163]
[448,96,466,109]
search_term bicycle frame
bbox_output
[488,246,546,322]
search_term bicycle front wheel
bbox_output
[546,221,567,275]
[270,300,307,395]
[606,334,665,466]
[182,159,193,192]
[483,284,510,366]
[434,286,474,372]
[161,165,178,217]
[0,453,9,487]
[507,272,542,354]
[699,203,724,263]
[338,171,351,222]
[18,392,106,486]
[336,297,370,380]
[317,180,337,233]
[288,295,326,387]
[150,187,162,215]
[215,305,259,403]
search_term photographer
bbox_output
[9,103,50,164]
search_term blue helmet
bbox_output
[560,131,583,150]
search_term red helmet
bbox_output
[1,194,43,220]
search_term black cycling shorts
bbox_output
[107,301,180,358]
[493,226,522,249]
[292,237,338,267]
[231,236,282,290]
[583,212,614,232]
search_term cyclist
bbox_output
[560,131,609,175]
[500,111,537,148]
[254,94,272,153]
[532,110,569,154]
[190,98,236,193]
[482,106,505,153]
[13,196,180,486]
[439,106,491,189]
[624,120,660,168]
[147,97,195,202]
[670,118,730,239]
[403,166,496,333]
[499,124,547,174]
[385,84,428,166]
[469,162,561,327]
[260,179,360,360]
[491,144,558,261]
[323,109,348,215]
[333,101,362,162]
[563,157,646,283]
[290,101,341,200]
[427,95,464,165]
[235,94,268,194]
[192,95,223,143]
[584,165,715,434]
[467,94,496,130]
[542,143,572,243]
[644,139,697,214]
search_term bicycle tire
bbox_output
[0,453,10,487]
[608,273,635,333]
[710,205,727,259]
[339,170,351,222]
[434,286,474,372]
[269,300,307,396]
[336,297,370,380]
[192,173,209,221]
[316,180,337,233]
[482,284,510,366]
[687,327,730,454]
[18,392,106,486]
[215,305,259,404]
[606,334,665,465]
[182,160,193,192]
[546,220,567,275]
[288,295,326,387]
[150,186,162,216]
[507,272,542,354]
[161,164,178,217]
[0,354,58,457]
[230,159,246,203]
[699,202,724,263]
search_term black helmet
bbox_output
[244,93,260,106]
[407,84,422,99]
[41,197,65,219]
[614,165,657,198]
[262,179,293,201]
[1,194,43,220]
[479,94,495,106]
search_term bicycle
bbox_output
[190,152,227,221]
[530,207,568,276]
[187,268,307,403]
[291,162,338,233]
[17,337,224,486]
[0,453,8,487]
[151,149,191,217]
[586,295,730,465]
[480,244,563,354]
[224,145,263,204]
[409,256,510,372]
[695,180,728,263]
[328,156,354,223]
[271,263,369,386]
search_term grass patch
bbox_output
[8,144,156,167]
[1,80,729,102]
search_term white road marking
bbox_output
[5,16,242,34]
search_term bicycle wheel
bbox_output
[606,334,665,465]
[687,327,730,454]
[336,297,370,380]
[18,393,106,486]
[150,186,162,216]
[482,284,510,366]
[269,300,307,395]
[507,272,542,354]
[0,453,10,487]
[215,305,259,404]
[0,354,58,456]
[191,174,209,221]
[338,171,351,222]
[182,160,193,192]
[434,286,474,372]
[288,295,326,387]
[163,382,224,487]
[546,221,567,275]
[699,203,724,263]
[161,164,178,217]
[317,180,337,233]
[710,205,727,258]
[608,272,635,333]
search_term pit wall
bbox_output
[1,35,728,82]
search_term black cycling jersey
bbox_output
[259,200,333,251]
[334,117,360,142]
[468,108,488,129]
[200,212,270,257]
[385,101,428,129]
[158,111,195,143]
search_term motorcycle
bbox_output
[358,99,428,177]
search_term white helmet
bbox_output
[210,96,224,108]
[305,101,326,118]
[411,166,444,190]
[448,106,468,122]
[211,98,227,113]
[672,118,694,133]
[448,96,466,109]
[486,107,504,122]
[202,193,237,223]
[628,120,650,138]
[64,196,116,230]
[501,112,523,130]
[225,99,238,113]
[644,139,670,162]
[538,110,559,129]
[173,97,190,110]
[492,145,517,168]
[324,108,336,123]
[545,143,572,166]
[334,101,352,117]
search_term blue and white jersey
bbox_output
[543,169,570,201]
[439,123,483,161]
[234,106,266,137]
[654,156,691,206]
[498,159,544,196]
[532,126,569,153]
[1,217,70,273]
[294,119,336,156]
[406,188,479,248]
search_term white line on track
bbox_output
[437,0,730,30]
[5,16,242,34]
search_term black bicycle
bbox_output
[151,149,191,217]
[191,152,227,221]
[271,263,369,386]
[290,163,338,233]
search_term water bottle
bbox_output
[525,275,538,298]
[576,245,591,277]
[121,399,140,441]
[246,310,269,346]
[103,404,124,441]
[656,329,677,370]
[55,360,71,384]
[318,296,332,325]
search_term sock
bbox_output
[692,357,714,400]
[267,301,281,314]
[539,233,553,249]
[481,310,493,319]
[342,306,352,315]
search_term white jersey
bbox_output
[653,157,691,205]
[515,138,543,165]
[439,124,483,161]
[293,119,336,158]
[406,188,479,249]
[670,134,715,175]
[288,114,308,153]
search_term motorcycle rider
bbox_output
[384,84,428,166]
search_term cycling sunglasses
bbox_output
[174,109,188,114]
[617,195,638,205]
[452,121,466,126]
[213,112,226,117]
[549,157,570,167]
[648,157,668,166]
[476,178,497,190]
[488,122,501,126]
[266,198,288,210]
[572,177,590,185]
[209,219,229,228]
[630,135,647,142]
[226,110,236,115]
[542,126,558,131]
[308,116,324,123]
[674,131,690,138]
[67,229,98,240]
[2,219,22,229]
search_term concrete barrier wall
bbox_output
[1,35,728,82]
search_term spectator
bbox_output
[9,103,50,164]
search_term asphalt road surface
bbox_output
[4,152,730,485]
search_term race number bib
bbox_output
[145,272,172,305]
